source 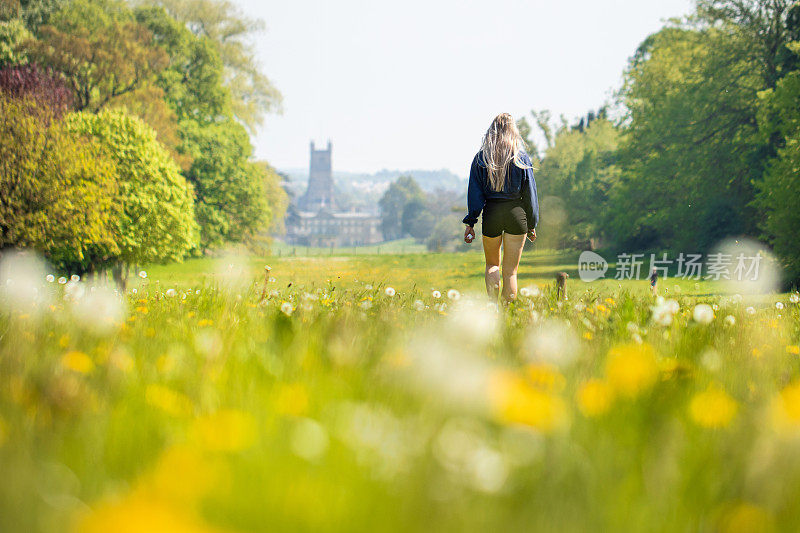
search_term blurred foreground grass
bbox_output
[2,249,800,532]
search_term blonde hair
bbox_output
[480,113,531,192]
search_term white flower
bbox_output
[652,306,673,327]
[45,274,55,283]
[776,302,785,310]
[131,288,138,294]
[165,288,177,298]
[138,270,147,279]
[70,274,80,282]
[385,287,396,297]
[712,304,719,311]
[519,287,531,297]
[724,315,736,326]
[413,299,425,311]
[447,289,461,301]
[364,284,373,290]
[280,302,293,315]
[268,277,276,283]
[360,299,372,310]
[746,306,755,315]
[693,304,714,324]
[790,293,800,304]
[432,290,441,299]
[665,299,680,314]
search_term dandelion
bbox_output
[192,410,257,452]
[745,306,755,315]
[70,274,80,282]
[787,345,800,355]
[432,290,441,299]
[776,301,785,310]
[145,384,193,417]
[165,288,177,298]
[723,315,736,326]
[414,299,425,311]
[605,343,659,398]
[693,304,714,324]
[365,284,373,290]
[138,270,147,279]
[280,302,293,316]
[519,287,531,297]
[61,350,94,374]
[58,276,67,284]
[487,370,567,433]
[45,274,55,283]
[689,385,737,428]
[447,289,461,301]
[790,293,800,304]
[576,379,614,417]
[385,286,396,297]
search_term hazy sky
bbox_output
[236,0,693,176]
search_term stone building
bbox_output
[285,141,382,247]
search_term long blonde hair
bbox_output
[480,113,531,192]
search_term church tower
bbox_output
[298,140,334,211]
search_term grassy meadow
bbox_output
[2,247,800,532]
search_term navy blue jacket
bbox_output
[462,150,539,230]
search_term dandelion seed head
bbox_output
[385,287,396,297]
[693,304,714,324]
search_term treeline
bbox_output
[522,0,800,283]
[378,175,466,252]
[0,0,288,282]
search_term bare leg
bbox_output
[501,233,526,303]
[482,235,502,300]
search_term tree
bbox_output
[0,63,73,118]
[609,23,763,250]
[143,0,282,131]
[378,175,425,240]
[537,117,620,247]
[63,108,199,279]
[0,94,120,272]
[26,0,169,111]
[0,18,30,68]
[756,42,800,283]
[401,198,435,241]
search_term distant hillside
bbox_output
[280,167,465,211]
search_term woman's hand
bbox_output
[464,225,476,244]
[527,228,537,242]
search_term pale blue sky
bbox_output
[237,0,693,176]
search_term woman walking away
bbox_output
[463,113,539,304]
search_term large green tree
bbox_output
[0,94,121,272]
[64,108,199,275]
[142,0,282,131]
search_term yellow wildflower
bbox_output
[192,410,257,453]
[689,385,738,428]
[487,370,567,433]
[771,380,800,430]
[76,492,224,533]
[576,379,614,417]
[145,384,193,417]
[61,351,94,374]
[605,343,659,398]
[58,334,70,348]
[786,345,800,355]
[197,319,213,327]
[136,306,149,314]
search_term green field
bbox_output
[2,249,799,532]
